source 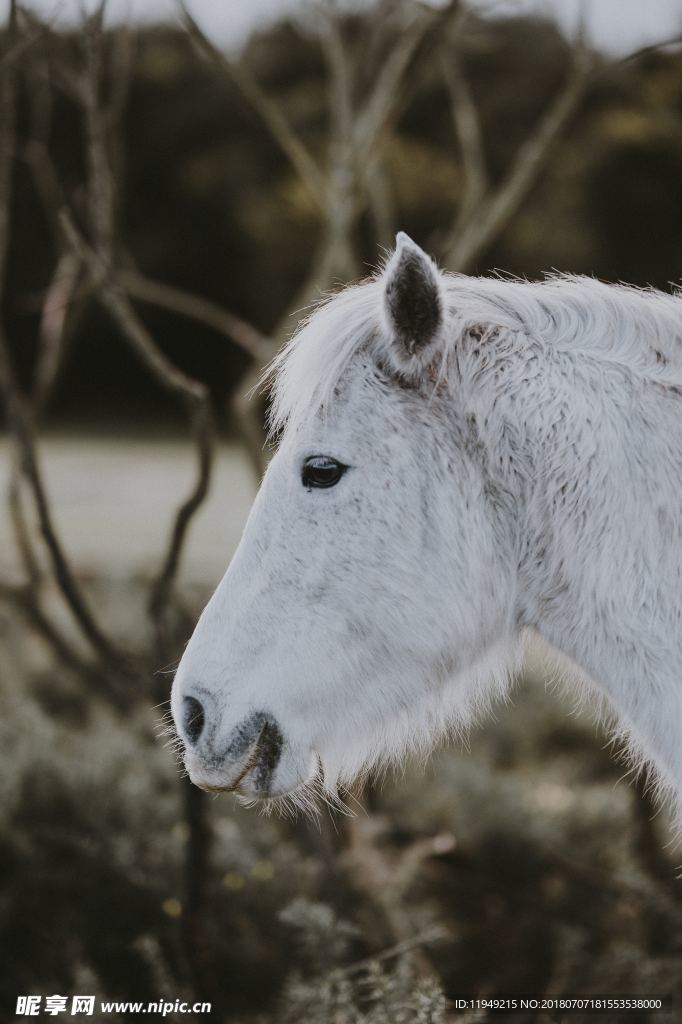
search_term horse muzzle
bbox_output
[177,697,286,797]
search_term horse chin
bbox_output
[185,746,317,802]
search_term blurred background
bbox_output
[1,1,681,1021]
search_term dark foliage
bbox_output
[3,14,682,424]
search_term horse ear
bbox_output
[382,232,445,369]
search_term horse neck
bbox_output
[461,331,656,651]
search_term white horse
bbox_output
[171,233,682,821]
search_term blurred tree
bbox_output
[2,6,680,426]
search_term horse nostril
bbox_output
[182,696,205,746]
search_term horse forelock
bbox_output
[263,271,682,438]
[262,280,384,439]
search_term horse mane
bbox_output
[264,272,682,436]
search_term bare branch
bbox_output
[316,3,353,150]
[59,210,216,632]
[2,23,106,674]
[82,10,116,259]
[344,811,454,978]
[281,2,361,316]
[8,442,42,586]
[441,25,488,230]
[0,15,44,69]
[366,160,396,248]
[0,0,17,290]
[33,251,84,415]
[340,924,449,978]
[444,37,594,271]
[0,581,92,676]
[226,392,269,481]
[62,13,217,639]
[60,211,207,398]
[22,134,70,247]
[0,1,125,667]
[118,268,272,363]
[354,1,459,166]
[4,314,96,683]
[106,24,135,129]
[0,341,129,663]
[613,33,682,67]
[19,48,92,416]
[179,0,357,487]
[147,399,213,627]
[440,20,682,274]
[117,266,275,482]
[178,1,327,209]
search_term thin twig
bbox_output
[0,16,44,69]
[59,213,207,402]
[59,210,216,634]
[8,445,42,586]
[441,20,682,274]
[33,251,84,414]
[614,33,682,66]
[106,23,135,129]
[118,268,272,363]
[68,11,218,639]
[0,0,17,289]
[178,0,326,209]
[441,13,488,232]
[343,813,455,979]
[2,26,107,669]
[444,33,594,271]
[83,8,116,261]
[0,341,128,664]
[0,582,91,677]
[340,923,448,978]
[366,160,395,248]
[19,46,91,416]
[354,1,459,167]
[146,395,213,628]
[0,2,125,668]
[317,3,353,153]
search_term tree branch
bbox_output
[354,0,459,167]
[443,32,594,271]
[0,2,125,668]
[0,339,129,665]
[614,33,682,67]
[117,266,276,480]
[62,13,218,642]
[178,1,327,210]
[441,18,682,274]
[440,20,488,231]
[59,211,216,636]
[83,8,116,260]
[33,250,84,414]
[118,268,272,363]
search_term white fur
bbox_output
[172,243,682,821]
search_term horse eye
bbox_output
[302,455,348,489]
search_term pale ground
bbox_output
[0,435,257,589]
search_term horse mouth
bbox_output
[190,722,272,795]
